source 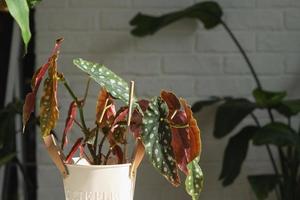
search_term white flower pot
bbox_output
[63,162,136,200]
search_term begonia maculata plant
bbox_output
[22,39,204,200]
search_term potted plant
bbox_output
[22,38,204,200]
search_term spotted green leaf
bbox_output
[142,97,180,186]
[185,157,204,200]
[73,58,133,105]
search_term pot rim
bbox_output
[66,162,132,169]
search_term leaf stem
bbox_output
[251,113,282,199]
[62,79,88,131]
[83,77,91,105]
[221,21,262,90]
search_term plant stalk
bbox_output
[221,21,262,90]
[251,113,282,199]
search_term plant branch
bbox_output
[251,113,282,199]
[83,77,91,104]
[62,79,88,131]
[221,21,262,90]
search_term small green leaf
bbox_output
[73,58,134,105]
[185,157,204,200]
[253,88,286,108]
[27,0,42,8]
[141,97,180,186]
[214,98,256,138]
[219,126,259,186]
[275,99,300,117]
[5,0,31,52]
[130,1,222,37]
[248,174,280,200]
[253,122,298,146]
[0,153,16,166]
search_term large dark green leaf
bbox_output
[130,1,222,37]
[253,122,298,146]
[219,126,259,186]
[275,99,300,117]
[184,1,223,29]
[185,157,204,200]
[73,58,134,105]
[191,98,220,113]
[248,175,280,200]
[253,88,286,108]
[5,0,31,52]
[141,97,180,186]
[214,98,256,138]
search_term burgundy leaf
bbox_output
[65,137,83,164]
[130,99,149,138]
[22,38,63,131]
[171,111,190,175]
[180,98,201,163]
[61,101,77,149]
[161,90,181,119]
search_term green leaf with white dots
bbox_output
[185,157,204,200]
[142,97,180,186]
[73,58,133,105]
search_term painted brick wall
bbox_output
[35,0,300,199]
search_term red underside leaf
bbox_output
[66,137,84,164]
[130,99,149,138]
[180,98,201,162]
[22,38,63,131]
[171,111,190,175]
[161,90,181,119]
[61,101,77,149]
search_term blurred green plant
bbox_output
[1,0,41,52]
[0,99,35,178]
[130,1,300,199]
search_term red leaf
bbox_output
[96,88,116,127]
[180,98,201,163]
[113,107,129,127]
[61,101,77,149]
[171,111,189,175]
[22,38,63,132]
[112,145,123,164]
[161,90,181,119]
[130,99,149,138]
[65,137,83,164]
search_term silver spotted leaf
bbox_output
[185,157,204,200]
[142,97,180,186]
[73,58,133,104]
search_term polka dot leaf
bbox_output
[39,56,59,137]
[73,58,134,105]
[22,38,63,132]
[141,97,180,186]
[185,157,204,200]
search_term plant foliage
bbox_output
[22,39,203,200]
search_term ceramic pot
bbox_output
[63,162,136,200]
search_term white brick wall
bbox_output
[35,0,300,199]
